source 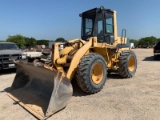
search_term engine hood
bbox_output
[0,50,22,55]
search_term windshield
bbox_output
[0,43,19,50]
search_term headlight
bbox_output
[22,53,27,59]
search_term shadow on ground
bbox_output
[72,80,87,97]
[143,56,160,61]
[1,87,11,93]
[107,72,122,79]
[0,68,16,75]
[72,72,122,97]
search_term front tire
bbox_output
[76,53,107,94]
[118,51,137,78]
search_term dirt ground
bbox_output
[0,48,160,120]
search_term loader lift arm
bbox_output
[52,38,95,80]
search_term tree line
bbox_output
[3,34,160,48]
[130,36,160,48]
[5,34,67,48]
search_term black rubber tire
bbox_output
[76,53,107,94]
[118,51,137,78]
[154,55,158,60]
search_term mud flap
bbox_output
[7,62,73,119]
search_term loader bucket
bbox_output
[7,62,73,120]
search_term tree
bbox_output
[156,38,160,43]
[55,37,66,42]
[138,36,157,47]
[130,39,138,47]
[36,39,49,46]
[6,34,25,48]
[24,37,36,48]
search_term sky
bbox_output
[0,0,160,40]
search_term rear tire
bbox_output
[118,51,137,78]
[76,53,107,94]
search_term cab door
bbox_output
[96,11,114,44]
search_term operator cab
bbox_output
[80,6,114,44]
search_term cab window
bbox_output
[105,14,113,34]
[85,18,93,36]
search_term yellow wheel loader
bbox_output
[7,6,137,119]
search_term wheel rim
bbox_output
[128,56,135,72]
[91,62,104,84]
